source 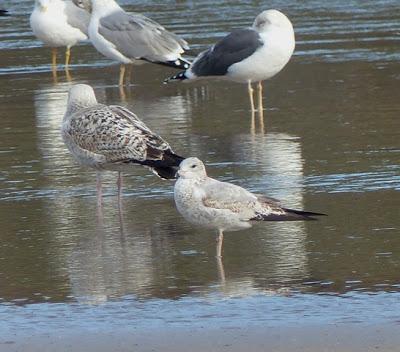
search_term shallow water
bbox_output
[0,0,399,338]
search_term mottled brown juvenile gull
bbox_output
[174,158,325,257]
[30,0,89,70]
[73,0,190,86]
[62,84,184,206]
[166,10,295,113]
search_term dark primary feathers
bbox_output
[250,194,326,221]
[0,9,9,16]
[251,208,327,221]
[191,29,263,76]
[141,57,191,70]
[165,28,262,82]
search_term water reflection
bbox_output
[31,129,310,303]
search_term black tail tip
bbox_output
[153,166,179,180]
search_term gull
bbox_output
[62,84,184,206]
[73,0,190,86]
[165,10,295,113]
[30,0,89,73]
[174,158,325,257]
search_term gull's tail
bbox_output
[119,150,185,180]
[140,151,185,180]
[253,208,327,222]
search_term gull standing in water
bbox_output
[174,158,325,258]
[30,0,89,77]
[166,10,295,114]
[62,84,184,207]
[73,0,190,86]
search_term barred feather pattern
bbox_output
[62,104,174,171]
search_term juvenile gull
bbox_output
[174,158,325,257]
[62,84,184,206]
[30,0,89,72]
[166,10,295,113]
[73,0,190,86]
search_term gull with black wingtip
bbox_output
[62,84,184,207]
[166,10,295,114]
[174,158,325,258]
[73,0,190,86]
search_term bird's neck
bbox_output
[65,100,97,117]
[92,0,121,17]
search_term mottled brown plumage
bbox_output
[62,84,183,205]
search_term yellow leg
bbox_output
[257,81,263,113]
[248,81,255,113]
[119,64,126,86]
[216,229,224,258]
[65,68,72,82]
[126,64,133,85]
[65,46,71,68]
[257,81,265,132]
[51,47,57,67]
[51,48,58,82]
[119,85,126,101]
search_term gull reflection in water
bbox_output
[227,132,309,288]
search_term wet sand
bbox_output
[1,323,399,352]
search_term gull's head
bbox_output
[253,10,293,33]
[177,157,207,180]
[35,0,53,12]
[72,0,92,13]
[66,84,98,115]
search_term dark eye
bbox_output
[191,164,197,169]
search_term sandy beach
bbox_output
[1,323,399,352]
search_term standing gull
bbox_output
[166,10,295,113]
[174,158,325,257]
[62,84,184,206]
[30,0,89,74]
[73,0,190,86]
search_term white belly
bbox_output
[30,7,86,47]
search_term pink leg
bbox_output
[117,172,123,197]
[96,171,102,208]
[117,172,123,208]
[216,229,224,258]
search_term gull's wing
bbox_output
[65,0,90,35]
[64,104,171,163]
[98,10,188,62]
[200,178,320,221]
[201,178,260,220]
[191,28,263,76]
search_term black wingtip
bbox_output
[143,151,185,180]
[164,71,188,84]
[284,208,327,220]
[0,9,9,16]
[252,208,327,222]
